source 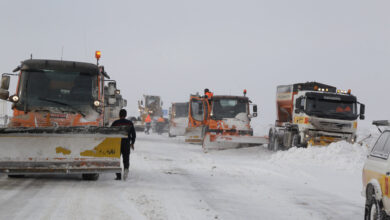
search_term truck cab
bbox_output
[270,82,365,150]
[1,59,113,127]
[185,91,266,151]
[0,55,128,180]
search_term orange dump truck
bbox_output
[0,53,128,180]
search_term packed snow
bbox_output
[0,130,376,220]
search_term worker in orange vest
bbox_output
[145,114,152,134]
[156,116,165,135]
[204,88,213,99]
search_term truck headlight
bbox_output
[10,95,19,103]
[93,100,101,107]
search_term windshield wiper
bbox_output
[38,97,86,117]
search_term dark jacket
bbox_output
[111,118,136,145]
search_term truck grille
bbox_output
[311,120,351,131]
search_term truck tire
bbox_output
[292,134,301,147]
[82,173,99,181]
[273,136,281,151]
[268,129,275,151]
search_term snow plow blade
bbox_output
[185,127,204,144]
[202,133,268,151]
[0,126,128,174]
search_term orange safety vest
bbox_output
[145,115,152,123]
[157,117,165,122]
[205,92,213,99]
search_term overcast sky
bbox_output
[0,0,389,131]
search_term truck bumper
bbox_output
[304,130,355,146]
[0,160,121,174]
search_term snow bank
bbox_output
[269,141,369,172]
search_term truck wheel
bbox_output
[268,130,275,151]
[82,173,99,181]
[273,136,280,151]
[292,134,301,147]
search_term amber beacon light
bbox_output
[95,51,101,65]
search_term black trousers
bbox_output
[116,143,130,178]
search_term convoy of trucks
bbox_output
[0,48,370,183]
[268,82,365,151]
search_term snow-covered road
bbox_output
[0,133,368,220]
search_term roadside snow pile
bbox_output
[269,141,369,172]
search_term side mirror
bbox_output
[0,89,9,100]
[295,97,302,109]
[141,100,143,105]
[123,100,127,107]
[360,104,365,120]
[295,97,304,113]
[1,75,10,90]
[252,105,258,117]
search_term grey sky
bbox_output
[0,0,389,131]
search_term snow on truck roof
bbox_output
[14,59,103,76]
[277,82,337,93]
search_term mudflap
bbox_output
[202,132,269,152]
[185,126,204,144]
[0,126,127,174]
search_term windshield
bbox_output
[212,98,247,119]
[19,70,97,112]
[174,103,188,118]
[305,97,357,120]
[145,96,160,107]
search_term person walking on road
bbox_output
[144,114,152,134]
[111,109,136,181]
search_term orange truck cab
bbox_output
[185,91,267,151]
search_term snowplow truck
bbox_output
[185,90,268,151]
[168,102,189,137]
[134,95,163,132]
[104,81,127,126]
[268,82,365,151]
[0,56,129,180]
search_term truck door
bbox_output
[189,97,208,127]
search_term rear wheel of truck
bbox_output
[82,173,99,181]
[268,129,275,151]
[292,134,301,147]
[273,136,281,151]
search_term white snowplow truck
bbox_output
[0,54,128,180]
[268,82,365,151]
[168,102,188,137]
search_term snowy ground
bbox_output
[0,132,375,220]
